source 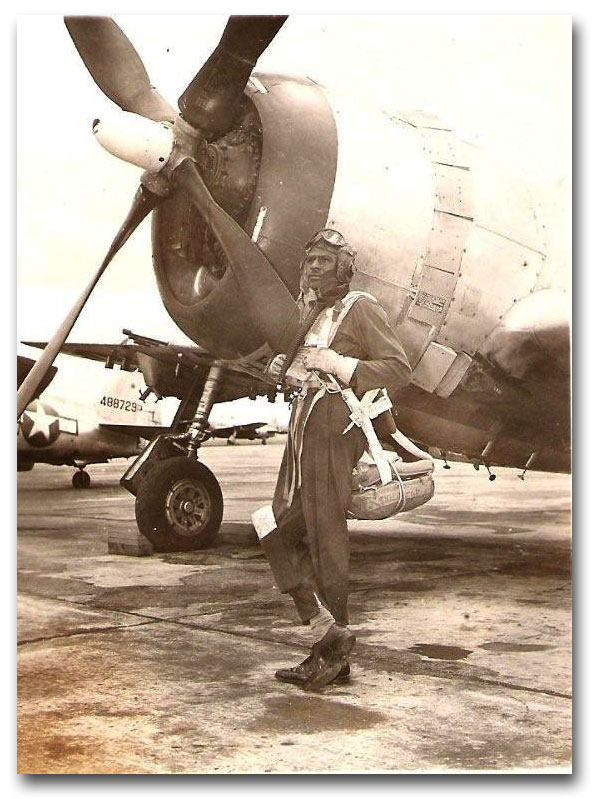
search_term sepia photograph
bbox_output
[16,10,572,775]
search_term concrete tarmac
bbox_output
[17,438,571,774]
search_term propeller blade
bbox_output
[173,158,299,353]
[178,15,287,138]
[64,16,176,123]
[17,186,161,418]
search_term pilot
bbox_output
[253,228,412,691]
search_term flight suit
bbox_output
[260,293,411,626]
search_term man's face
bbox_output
[302,243,337,292]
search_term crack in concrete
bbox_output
[125,612,574,703]
[18,619,155,646]
[18,594,571,703]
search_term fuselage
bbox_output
[17,397,143,470]
[150,74,570,473]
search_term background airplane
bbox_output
[18,340,290,486]
[17,354,162,487]
[17,16,570,550]
[209,396,289,444]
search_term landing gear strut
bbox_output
[121,364,226,552]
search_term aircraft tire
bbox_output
[135,456,223,552]
[72,470,91,489]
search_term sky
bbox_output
[15,13,571,401]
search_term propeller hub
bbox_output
[93,112,176,173]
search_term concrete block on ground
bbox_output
[107,526,154,556]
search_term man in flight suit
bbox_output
[254,229,412,691]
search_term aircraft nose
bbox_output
[483,289,570,379]
[505,289,569,363]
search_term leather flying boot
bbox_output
[275,654,350,685]
[302,623,356,692]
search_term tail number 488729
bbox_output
[99,396,144,413]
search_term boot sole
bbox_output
[275,669,350,686]
[302,632,356,692]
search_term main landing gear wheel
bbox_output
[72,470,91,489]
[135,456,223,552]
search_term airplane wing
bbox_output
[100,421,268,441]
[23,337,201,371]
[209,421,265,434]
[98,423,170,441]
[23,330,275,404]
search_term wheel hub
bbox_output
[165,478,211,537]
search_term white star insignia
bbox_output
[22,403,60,444]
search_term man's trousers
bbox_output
[260,395,365,626]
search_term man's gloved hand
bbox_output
[266,354,286,382]
[303,347,359,385]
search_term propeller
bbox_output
[178,15,287,139]
[17,186,160,418]
[19,16,295,417]
[172,159,299,347]
[64,16,176,123]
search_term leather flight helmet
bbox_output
[302,228,357,284]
